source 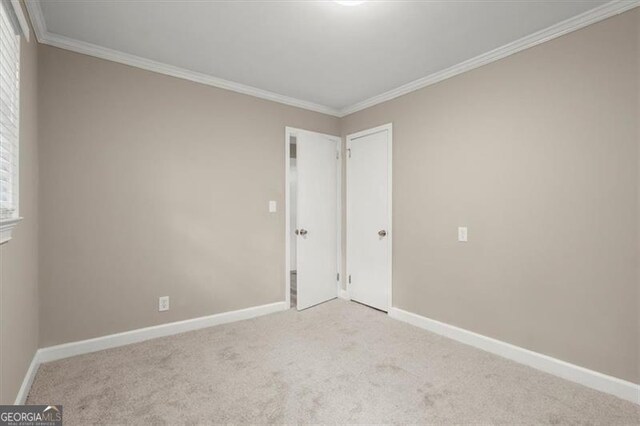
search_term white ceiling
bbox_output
[29,1,632,116]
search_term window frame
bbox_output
[0,0,30,244]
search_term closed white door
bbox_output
[296,130,340,310]
[347,124,392,312]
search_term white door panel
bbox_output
[347,125,392,312]
[296,131,339,310]
[290,158,297,269]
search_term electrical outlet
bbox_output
[159,296,170,312]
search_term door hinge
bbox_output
[348,275,351,284]
[337,273,340,281]
[347,148,351,158]
[336,152,339,160]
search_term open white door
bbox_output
[295,130,340,310]
[347,124,392,312]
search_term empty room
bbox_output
[0,0,639,424]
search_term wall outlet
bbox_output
[458,227,468,242]
[269,200,277,213]
[159,296,170,312]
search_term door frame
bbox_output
[345,123,393,310]
[285,127,342,308]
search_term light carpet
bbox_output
[27,300,640,424]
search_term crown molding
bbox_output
[338,0,640,117]
[26,0,640,119]
[24,1,341,117]
[24,0,46,42]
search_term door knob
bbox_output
[299,229,308,236]
[378,230,387,237]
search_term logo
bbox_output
[0,405,62,426]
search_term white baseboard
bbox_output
[338,289,350,300]
[389,307,640,405]
[14,301,287,403]
[14,352,40,404]
[38,301,288,363]
[18,302,638,405]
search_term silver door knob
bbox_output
[378,230,387,237]
[299,229,308,236]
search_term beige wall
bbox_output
[37,45,339,347]
[341,9,640,383]
[0,3,39,404]
[13,5,638,396]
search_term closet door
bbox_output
[347,124,392,312]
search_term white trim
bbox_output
[345,123,393,311]
[285,128,292,308]
[8,0,30,41]
[339,0,640,116]
[336,137,343,300]
[37,302,287,363]
[1,0,22,243]
[387,125,393,309]
[25,1,640,118]
[389,307,640,405]
[25,0,45,42]
[14,351,39,404]
[284,127,342,310]
[13,301,287,403]
[24,2,340,117]
[338,289,350,300]
[0,217,22,244]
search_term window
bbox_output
[0,0,29,243]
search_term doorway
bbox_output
[285,127,341,311]
[289,140,298,308]
[346,124,393,312]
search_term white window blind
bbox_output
[0,1,20,221]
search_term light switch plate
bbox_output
[269,200,277,213]
[458,227,468,242]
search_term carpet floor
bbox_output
[28,300,639,424]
